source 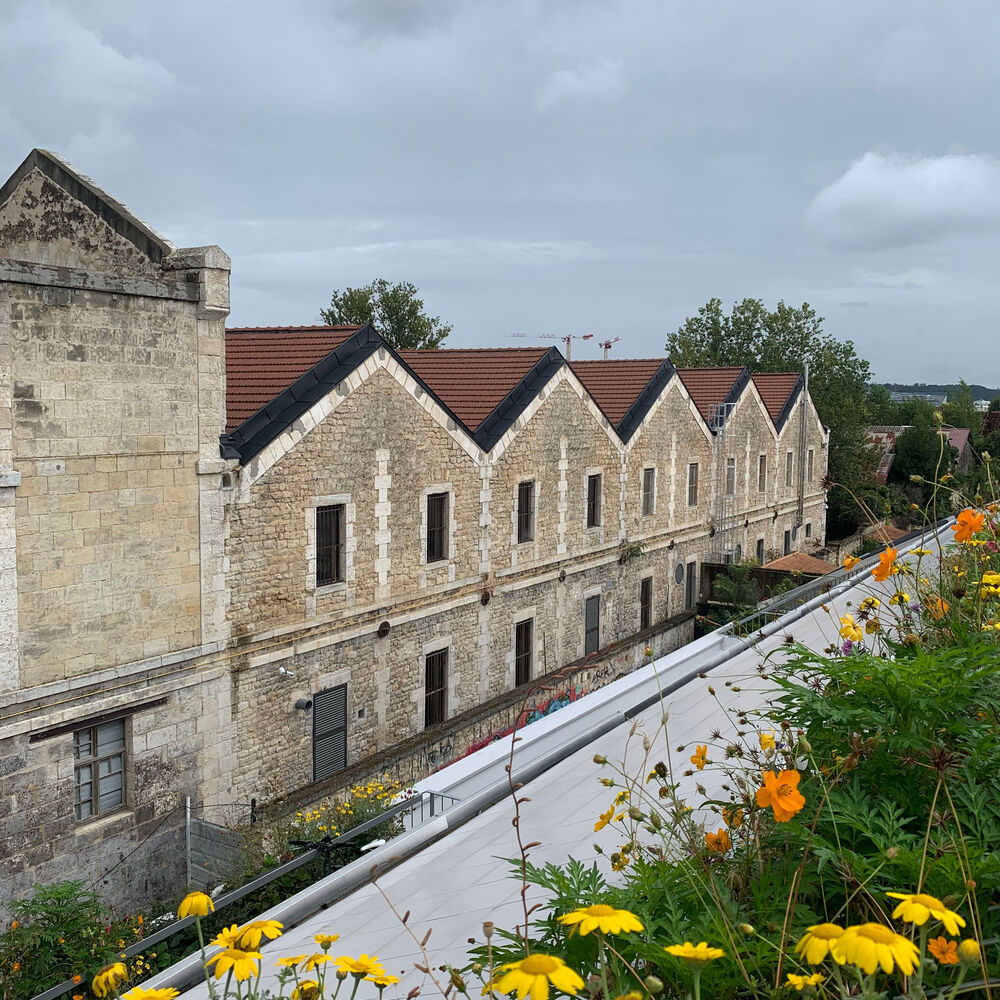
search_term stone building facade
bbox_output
[0,150,828,910]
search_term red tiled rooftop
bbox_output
[763,552,834,574]
[752,373,801,422]
[868,522,908,545]
[570,359,666,425]
[674,367,745,422]
[225,326,361,430]
[397,347,548,430]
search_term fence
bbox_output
[29,789,458,1000]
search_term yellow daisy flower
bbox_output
[664,942,724,966]
[92,964,127,998]
[336,955,386,978]
[177,892,214,919]
[205,949,263,983]
[237,919,284,948]
[830,923,919,975]
[886,893,966,936]
[794,923,843,965]
[786,973,825,992]
[120,990,179,1000]
[302,954,336,972]
[275,956,307,968]
[557,904,643,936]
[495,954,585,1000]
[315,933,340,950]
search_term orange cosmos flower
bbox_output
[690,745,708,771]
[928,937,958,965]
[755,769,806,822]
[929,597,949,620]
[843,555,861,570]
[722,805,743,829]
[871,547,899,583]
[953,509,986,543]
[705,828,731,853]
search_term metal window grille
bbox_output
[641,468,655,516]
[426,492,449,562]
[584,595,601,654]
[640,577,653,631]
[783,529,791,555]
[687,463,698,506]
[73,720,125,821]
[517,481,535,543]
[756,538,765,563]
[586,474,602,527]
[425,649,448,727]
[514,618,533,686]
[806,522,812,538]
[725,457,736,497]
[785,451,794,487]
[758,454,767,493]
[313,684,348,780]
[807,448,814,483]
[684,562,697,609]
[316,504,345,587]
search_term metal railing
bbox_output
[28,790,458,1000]
[725,517,956,638]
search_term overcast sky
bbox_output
[2,0,999,386]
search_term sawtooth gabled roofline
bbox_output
[0,148,175,264]
[221,325,384,462]
[772,373,805,432]
[612,359,676,442]
[474,347,566,451]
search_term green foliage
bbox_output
[0,881,144,1000]
[891,412,949,486]
[943,380,983,434]
[320,278,451,350]
[665,298,875,538]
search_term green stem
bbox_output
[597,933,612,1000]
[692,968,702,1000]
[348,975,364,1000]
[196,918,218,1000]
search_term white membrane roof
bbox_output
[169,529,942,997]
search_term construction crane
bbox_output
[507,333,594,360]
[598,336,622,360]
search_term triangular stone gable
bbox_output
[0,149,172,279]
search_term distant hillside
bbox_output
[883,383,1000,401]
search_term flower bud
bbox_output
[884,846,899,859]
[957,939,981,965]
[798,737,812,753]
[593,754,608,765]
[739,923,755,936]
[643,976,664,994]
[600,777,614,787]
[628,806,643,821]
[482,921,494,940]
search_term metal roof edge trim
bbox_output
[476,347,566,451]
[219,326,383,463]
[617,359,677,442]
[773,374,805,432]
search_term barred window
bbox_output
[725,457,736,497]
[586,474,602,528]
[515,619,533,686]
[425,649,448,727]
[641,468,655,516]
[807,448,815,483]
[316,504,345,587]
[74,720,125,821]
[640,576,653,631]
[426,492,449,563]
[758,454,767,493]
[687,463,699,507]
[517,481,535,544]
[785,451,794,487]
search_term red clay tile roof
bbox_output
[868,523,908,545]
[943,426,971,453]
[570,359,667,425]
[674,367,745,422]
[752,373,801,421]
[763,552,834,574]
[397,347,549,430]
[225,326,361,430]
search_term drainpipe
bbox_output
[797,363,807,529]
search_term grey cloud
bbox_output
[806,151,1000,250]
[535,57,627,111]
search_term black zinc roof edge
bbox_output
[476,347,566,451]
[772,373,805,432]
[616,359,676,443]
[220,326,383,462]
[0,149,171,264]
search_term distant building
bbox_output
[888,390,948,407]
[865,424,972,484]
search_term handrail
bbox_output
[27,790,458,1000]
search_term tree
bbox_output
[320,279,451,350]
[666,298,875,537]
[943,379,982,434]
[865,384,899,425]
[891,409,951,486]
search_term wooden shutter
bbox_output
[313,684,348,780]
